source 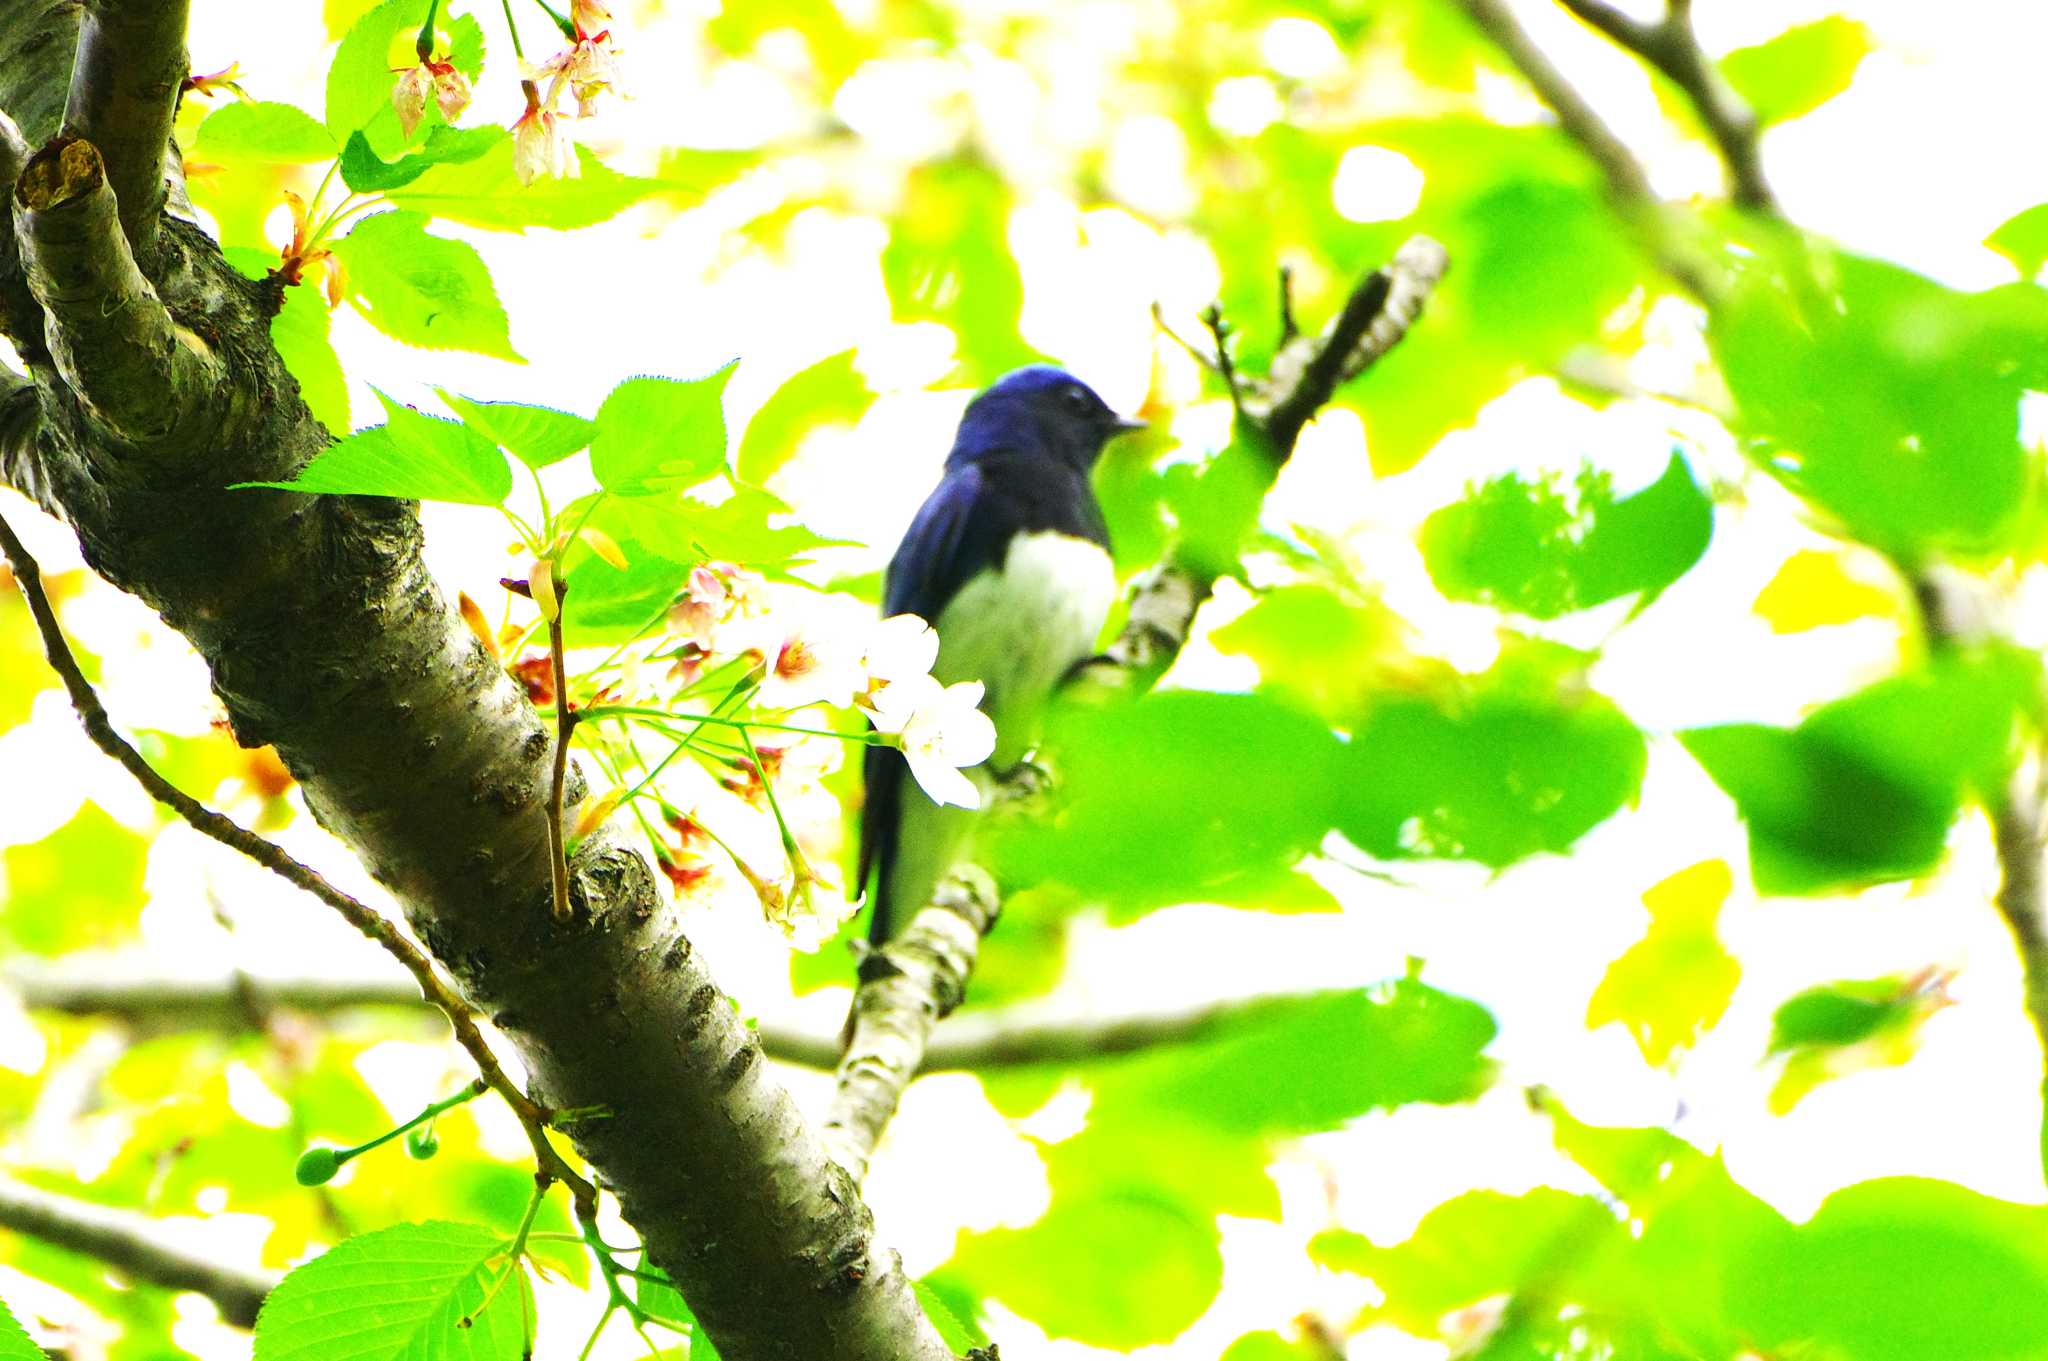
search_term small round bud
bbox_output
[295,1146,345,1186]
[406,1126,440,1160]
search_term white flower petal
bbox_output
[905,753,982,810]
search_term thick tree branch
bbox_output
[0,504,593,1215]
[824,867,999,1180]
[0,1175,277,1328]
[60,0,189,255]
[13,137,226,450]
[1555,0,1779,215]
[0,108,46,368]
[0,8,950,1353]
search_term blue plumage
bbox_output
[860,366,1142,943]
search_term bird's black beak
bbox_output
[1109,413,1148,436]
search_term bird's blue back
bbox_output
[859,366,1129,942]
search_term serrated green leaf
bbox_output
[1336,643,1647,868]
[591,368,737,496]
[235,390,512,505]
[327,0,483,146]
[1682,647,2040,894]
[1988,203,2048,281]
[385,143,663,232]
[196,100,336,163]
[1420,453,1713,618]
[2,802,148,955]
[252,1220,532,1361]
[0,1287,46,1360]
[339,125,505,193]
[435,392,594,469]
[1586,859,1739,1065]
[911,1278,986,1354]
[734,350,868,485]
[331,211,520,361]
[1720,17,1874,126]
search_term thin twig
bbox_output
[0,1175,277,1327]
[1554,0,1779,215]
[546,588,575,922]
[0,505,595,1217]
[1201,303,1244,409]
[1277,263,1300,346]
[1152,300,1225,375]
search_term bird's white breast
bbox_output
[930,530,1116,768]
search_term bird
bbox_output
[858,365,1145,946]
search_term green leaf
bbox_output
[273,268,351,434]
[591,367,737,496]
[1,802,148,955]
[196,100,336,163]
[326,0,484,146]
[1420,453,1713,618]
[252,1220,532,1360]
[1210,583,1405,721]
[1220,1332,1324,1361]
[1586,859,1739,1065]
[1682,647,2040,894]
[910,1278,987,1354]
[881,157,1039,381]
[950,1190,1221,1348]
[385,143,664,232]
[0,1289,45,1361]
[1335,643,1647,868]
[435,391,594,469]
[999,690,1344,915]
[331,211,520,361]
[338,125,505,193]
[734,350,869,485]
[234,389,512,505]
[1731,1179,2048,1361]
[1312,1189,1623,1334]
[1708,242,2036,557]
[1988,203,2048,281]
[1720,18,1875,126]
[1769,973,1943,1053]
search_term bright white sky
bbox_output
[2,1,2046,1357]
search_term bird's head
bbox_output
[952,365,1146,473]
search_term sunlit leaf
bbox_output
[1730,1179,2048,1361]
[734,350,869,486]
[234,390,513,505]
[435,392,595,470]
[591,367,737,496]
[252,1220,532,1360]
[196,100,335,163]
[385,144,664,232]
[1682,646,2040,893]
[881,158,1038,381]
[1420,453,1713,618]
[326,0,483,149]
[0,1295,41,1361]
[1720,18,1875,126]
[1987,203,2048,281]
[1335,643,1647,867]
[1766,970,1952,1111]
[1708,242,2039,556]
[1752,548,1902,632]
[331,211,521,361]
[1586,859,1739,1065]
[950,1191,1221,1348]
[338,125,504,193]
[1209,583,1413,721]
[1,802,147,955]
[1003,689,1345,913]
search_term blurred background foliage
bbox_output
[4,0,2048,1357]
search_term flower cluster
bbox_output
[513,0,626,185]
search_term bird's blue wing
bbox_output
[861,464,989,941]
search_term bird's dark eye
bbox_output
[1062,385,1092,411]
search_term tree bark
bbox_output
[0,7,945,1357]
